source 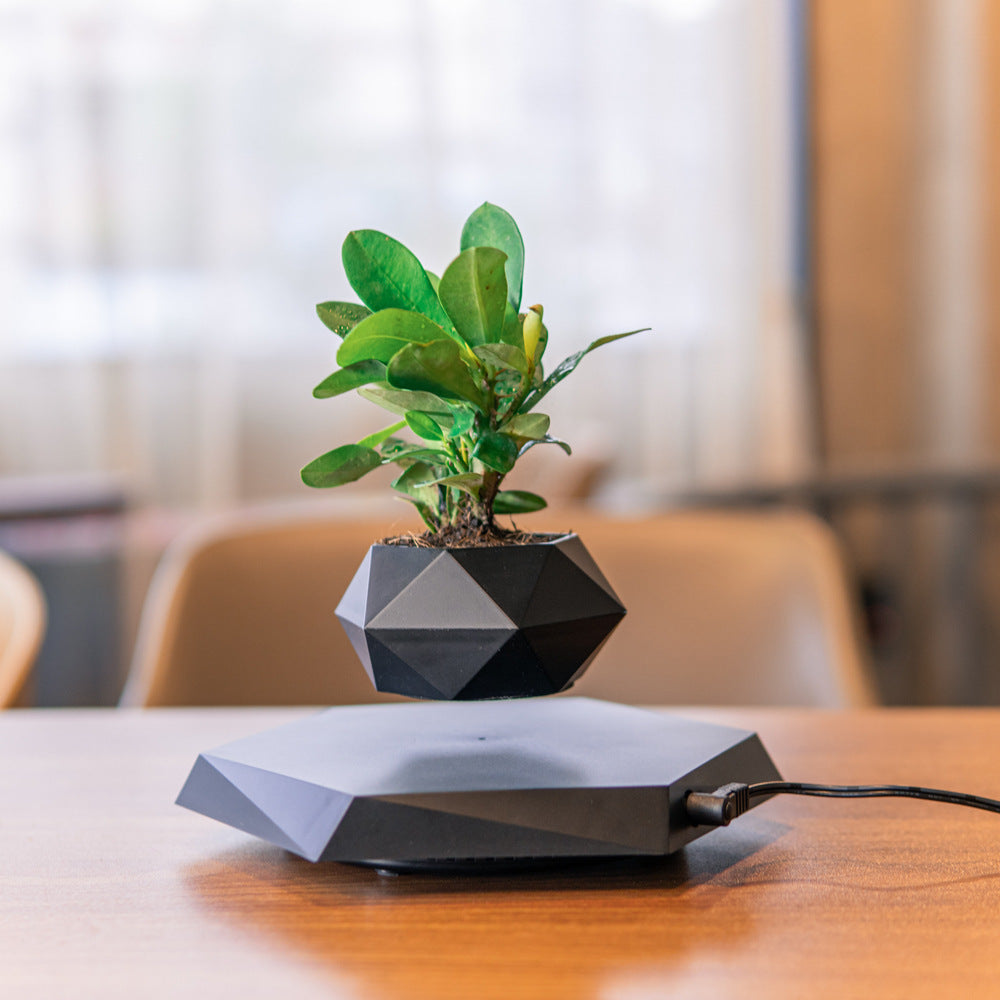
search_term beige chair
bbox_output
[123,503,875,708]
[535,509,876,707]
[121,504,423,707]
[0,549,47,708]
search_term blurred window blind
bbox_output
[0,0,811,505]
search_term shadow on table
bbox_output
[182,815,791,1000]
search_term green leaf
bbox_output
[380,438,451,466]
[312,359,387,399]
[392,461,443,531]
[473,430,518,473]
[358,420,406,449]
[379,435,411,456]
[300,444,381,488]
[519,434,572,457]
[337,309,454,366]
[438,247,508,347]
[316,301,371,338]
[359,384,452,416]
[522,328,650,411]
[399,450,453,467]
[387,339,488,410]
[392,462,441,508]
[426,270,441,294]
[405,411,446,441]
[445,404,475,439]
[341,229,456,333]
[504,412,550,439]
[416,473,483,498]
[401,495,439,532]
[474,342,529,376]
[460,203,524,313]
[500,302,524,350]
[493,490,547,514]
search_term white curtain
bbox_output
[0,0,811,510]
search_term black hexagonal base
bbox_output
[177,698,783,867]
[336,534,626,700]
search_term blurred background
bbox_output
[2,0,998,707]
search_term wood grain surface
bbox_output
[3,707,1000,1000]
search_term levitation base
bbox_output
[177,697,781,869]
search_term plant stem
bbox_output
[479,470,502,526]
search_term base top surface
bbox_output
[199,697,757,796]
[178,698,782,864]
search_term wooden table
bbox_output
[3,707,1000,999]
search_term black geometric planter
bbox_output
[335,533,626,700]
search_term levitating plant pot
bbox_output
[336,533,625,700]
[177,209,788,870]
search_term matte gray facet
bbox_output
[363,546,441,622]
[336,547,373,627]
[177,698,783,866]
[374,786,670,853]
[338,617,375,683]
[177,755,303,855]
[322,796,634,862]
[207,756,354,861]
[367,554,514,631]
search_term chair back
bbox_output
[0,549,46,708]
[121,505,421,706]
[542,510,876,706]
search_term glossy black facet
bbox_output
[364,634,448,699]
[453,632,556,700]
[449,544,551,622]
[335,533,626,700]
[524,613,626,690]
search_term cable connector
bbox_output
[685,782,751,827]
[687,779,1000,828]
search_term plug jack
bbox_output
[685,783,751,827]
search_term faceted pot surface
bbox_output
[335,533,626,700]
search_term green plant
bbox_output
[301,203,647,537]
